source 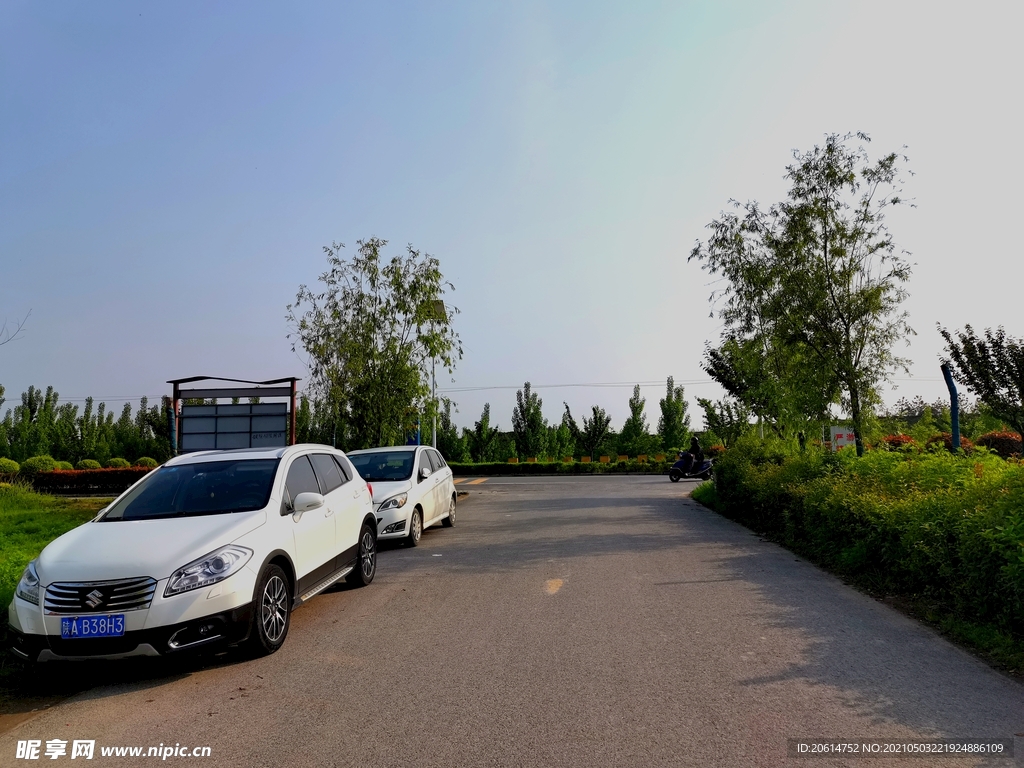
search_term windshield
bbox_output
[348,451,414,482]
[101,459,280,520]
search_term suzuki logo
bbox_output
[85,589,105,609]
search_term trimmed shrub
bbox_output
[75,459,102,470]
[702,437,1024,636]
[54,461,74,471]
[32,467,153,494]
[449,460,671,476]
[19,455,57,477]
[926,433,975,453]
[134,457,159,468]
[105,457,130,469]
[0,457,20,478]
[881,434,917,451]
[976,431,1023,459]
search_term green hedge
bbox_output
[32,467,153,495]
[449,460,672,476]
[700,437,1024,636]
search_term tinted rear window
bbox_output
[101,459,279,520]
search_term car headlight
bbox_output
[15,560,40,605]
[377,493,408,512]
[164,545,253,597]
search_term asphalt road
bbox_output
[3,476,1022,767]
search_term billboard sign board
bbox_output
[830,426,856,452]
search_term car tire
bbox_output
[407,508,423,547]
[669,469,681,482]
[246,564,291,656]
[348,522,377,588]
[442,494,456,527]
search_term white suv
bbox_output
[7,444,377,662]
[347,446,456,547]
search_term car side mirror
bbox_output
[420,467,432,480]
[293,492,325,513]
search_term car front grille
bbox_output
[44,577,157,615]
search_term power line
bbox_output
[438,380,715,393]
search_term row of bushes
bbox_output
[28,467,154,495]
[878,430,1021,457]
[0,454,159,478]
[450,459,673,476]
[693,437,1024,636]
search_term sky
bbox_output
[2,0,1022,434]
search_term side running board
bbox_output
[296,566,353,606]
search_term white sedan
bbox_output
[347,446,456,547]
[8,444,377,662]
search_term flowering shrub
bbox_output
[881,434,917,451]
[926,433,975,453]
[706,444,726,458]
[975,431,1022,459]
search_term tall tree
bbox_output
[940,325,1024,440]
[574,405,612,459]
[467,403,500,462]
[287,238,461,450]
[619,385,655,457]
[698,397,751,449]
[435,397,467,462]
[511,382,547,459]
[690,132,914,455]
[657,376,690,452]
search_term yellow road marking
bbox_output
[453,478,467,485]
[468,478,488,485]
[545,579,563,595]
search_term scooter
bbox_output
[668,452,714,482]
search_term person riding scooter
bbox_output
[676,436,704,474]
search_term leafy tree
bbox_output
[940,325,1024,440]
[571,404,612,459]
[618,385,659,457]
[657,376,690,452]
[690,132,914,455]
[546,422,576,460]
[697,397,751,448]
[287,238,461,450]
[511,382,547,459]
[465,403,500,462]
[435,397,468,462]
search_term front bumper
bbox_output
[7,566,261,662]
[8,604,254,662]
[376,509,411,539]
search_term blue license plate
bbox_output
[61,614,126,639]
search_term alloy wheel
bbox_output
[261,575,288,643]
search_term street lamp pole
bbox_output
[429,299,445,451]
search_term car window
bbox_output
[416,451,432,481]
[101,459,279,520]
[284,455,320,508]
[348,451,415,481]
[427,449,444,473]
[332,455,352,483]
[310,453,346,494]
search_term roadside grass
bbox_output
[0,483,108,610]
[691,469,1024,676]
[0,484,111,707]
